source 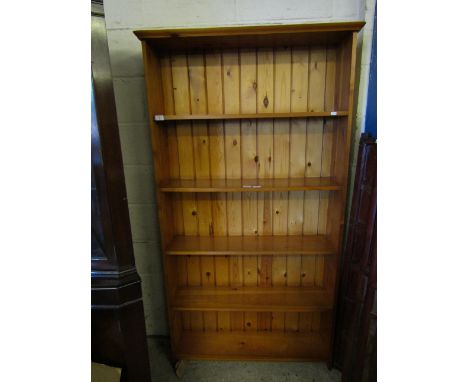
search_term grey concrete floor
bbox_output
[147,337,341,382]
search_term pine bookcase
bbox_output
[135,21,364,363]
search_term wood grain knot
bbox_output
[246,322,251,327]
[233,139,238,146]
[254,155,259,163]
[275,210,280,214]
[307,162,312,167]
[263,96,269,108]
[191,210,197,216]
[206,272,211,277]
[252,81,257,90]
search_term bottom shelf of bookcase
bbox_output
[173,330,330,361]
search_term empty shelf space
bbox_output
[174,330,329,361]
[160,177,341,192]
[154,111,348,121]
[166,235,335,256]
[173,287,333,312]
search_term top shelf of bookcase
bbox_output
[134,22,365,51]
[154,111,348,122]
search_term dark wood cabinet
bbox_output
[91,2,151,381]
[334,133,377,381]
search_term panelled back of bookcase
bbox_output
[136,22,362,362]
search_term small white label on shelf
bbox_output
[242,185,261,188]
[154,115,165,121]
[330,111,337,116]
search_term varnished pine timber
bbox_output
[137,21,364,363]
[166,235,335,256]
[160,177,341,193]
[174,287,333,312]
[155,111,348,121]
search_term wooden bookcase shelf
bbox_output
[174,287,333,312]
[174,331,329,361]
[166,235,335,256]
[160,177,341,193]
[154,111,348,121]
[136,21,363,363]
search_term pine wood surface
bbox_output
[137,22,363,362]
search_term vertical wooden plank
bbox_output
[304,47,325,257]
[181,193,198,235]
[286,48,306,332]
[182,312,191,331]
[287,190,304,235]
[258,312,272,332]
[274,47,291,112]
[273,191,288,235]
[212,192,227,236]
[311,312,321,332]
[167,124,180,179]
[324,46,337,112]
[291,47,309,112]
[206,52,227,239]
[305,119,324,178]
[223,49,242,303]
[171,53,191,115]
[215,256,230,286]
[231,312,244,331]
[192,121,210,179]
[229,255,243,287]
[272,256,287,286]
[197,193,213,236]
[257,120,274,238]
[315,256,325,288]
[299,312,313,332]
[318,46,336,238]
[257,48,274,113]
[171,194,184,235]
[272,49,291,299]
[176,122,195,180]
[300,256,317,287]
[257,120,274,180]
[187,256,201,287]
[241,119,258,178]
[244,312,257,332]
[243,256,258,286]
[287,257,302,286]
[200,248,217,331]
[177,256,188,287]
[285,313,299,332]
[190,312,204,331]
[187,53,207,114]
[217,312,231,332]
[240,49,257,114]
[240,47,259,246]
[271,312,285,332]
[205,51,224,114]
[222,50,240,114]
[242,192,258,236]
[204,312,217,331]
[225,126,241,238]
[308,46,327,112]
[258,256,272,287]
[160,54,175,114]
[201,256,215,286]
[303,191,320,235]
[226,192,242,236]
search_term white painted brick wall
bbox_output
[103,0,375,336]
